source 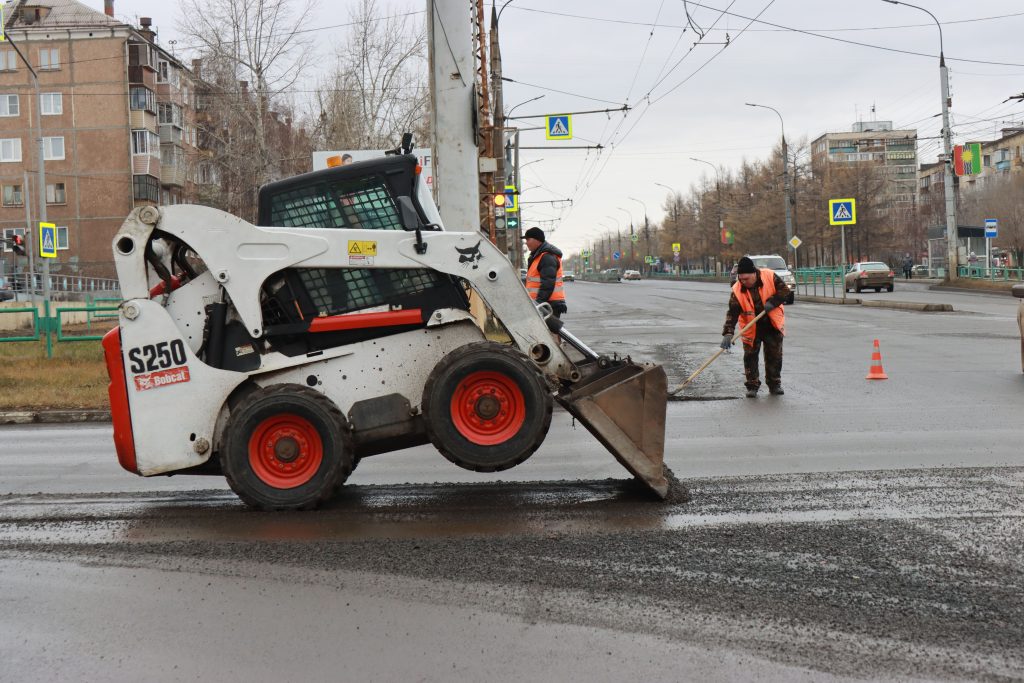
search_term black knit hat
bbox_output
[736,256,756,274]
[522,227,545,241]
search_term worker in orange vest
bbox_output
[720,256,791,397]
[523,227,568,318]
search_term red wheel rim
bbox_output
[450,370,527,446]
[248,413,323,489]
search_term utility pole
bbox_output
[5,33,49,307]
[489,6,507,254]
[473,0,496,244]
[628,196,648,273]
[883,1,958,281]
[427,0,480,231]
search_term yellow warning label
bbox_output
[348,240,377,256]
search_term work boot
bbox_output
[745,388,758,398]
[769,385,785,395]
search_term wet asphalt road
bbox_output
[2,279,1023,681]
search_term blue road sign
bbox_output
[828,198,856,226]
[985,218,998,239]
[39,222,57,258]
[545,115,572,141]
[612,251,621,260]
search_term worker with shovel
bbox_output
[721,256,791,398]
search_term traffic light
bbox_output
[11,234,25,256]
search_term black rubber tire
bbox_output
[875,287,881,292]
[785,293,795,305]
[422,341,552,472]
[222,384,353,510]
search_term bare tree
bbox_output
[312,0,429,151]
[179,0,317,219]
[961,173,1024,266]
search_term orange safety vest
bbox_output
[525,250,566,302]
[732,267,785,346]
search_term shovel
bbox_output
[668,310,766,396]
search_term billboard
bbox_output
[312,148,434,190]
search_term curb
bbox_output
[0,410,111,425]
[860,300,953,312]
[798,295,861,305]
[796,294,954,312]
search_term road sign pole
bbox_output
[841,225,847,302]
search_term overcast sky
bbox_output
[113,0,1023,254]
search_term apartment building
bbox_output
[0,0,209,278]
[811,120,919,208]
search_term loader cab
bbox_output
[253,154,470,357]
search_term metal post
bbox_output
[22,170,36,303]
[744,104,792,251]
[883,0,957,282]
[841,225,847,302]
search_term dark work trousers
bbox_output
[742,325,783,390]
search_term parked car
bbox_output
[0,289,12,302]
[1014,284,1024,372]
[731,255,796,304]
[844,262,895,293]
[563,270,575,282]
[623,269,641,280]
[911,264,930,278]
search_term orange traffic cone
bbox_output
[866,339,888,380]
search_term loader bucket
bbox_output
[557,362,669,498]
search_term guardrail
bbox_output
[0,298,120,357]
[1,272,120,297]
[956,265,1024,281]
[795,268,844,298]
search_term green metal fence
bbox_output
[795,268,844,298]
[0,298,120,357]
[957,265,1024,281]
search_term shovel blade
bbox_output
[558,363,669,498]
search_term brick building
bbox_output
[0,0,210,279]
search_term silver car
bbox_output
[745,254,796,305]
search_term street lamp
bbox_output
[882,0,958,281]
[628,196,650,271]
[691,157,723,269]
[745,102,793,252]
[505,94,544,121]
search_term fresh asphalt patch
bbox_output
[2,466,1022,681]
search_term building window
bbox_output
[0,138,22,162]
[56,226,69,250]
[40,93,62,115]
[1,50,17,71]
[157,59,169,83]
[158,102,183,127]
[46,182,66,204]
[133,174,160,202]
[129,86,156,113]
[2,184,24,207]
[43,136,64,160]
[131,130,160,157]
[0,95,19,117]
[39,48,60,71]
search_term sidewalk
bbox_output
[0,409,110,425]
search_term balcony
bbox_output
[161,164,187,188]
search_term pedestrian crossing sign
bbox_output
[504,185,518,212]
[39,222,57,258]
[545,115,572,141]
[828,198,856,226]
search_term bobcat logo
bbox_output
[456,241,483,269]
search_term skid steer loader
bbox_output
[103,151,669,510]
